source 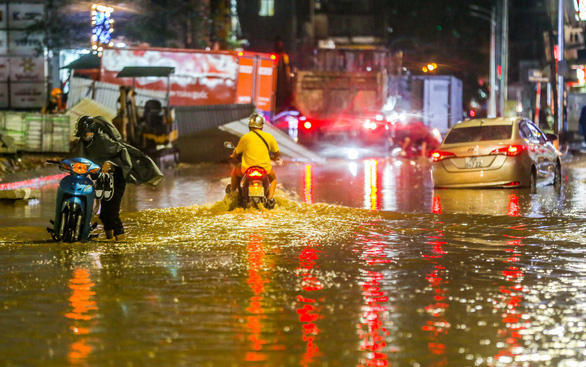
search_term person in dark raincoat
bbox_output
[72,115,163,241]
[580,105,586,143]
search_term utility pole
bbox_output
[490,7,497,117]
[498,0,509,117]
[557,0,565,142]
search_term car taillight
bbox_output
[431,151,456,162]
[247,168,266,178]
[490,145,526,156]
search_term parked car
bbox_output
[431,117,562,189]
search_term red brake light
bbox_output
[303,121,312,129]
[490,145,526,156]
[431,151,456,162]
[247,168,266,177]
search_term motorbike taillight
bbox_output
[247,168,266,178]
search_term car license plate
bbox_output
[249,185,264,197]
[465,156,483,169]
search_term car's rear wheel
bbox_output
[554,161,562,191]
[530,166,537,193]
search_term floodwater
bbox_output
[2,157,586,366]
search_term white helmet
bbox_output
[248,113,265,129]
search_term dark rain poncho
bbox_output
[72,130,163,186]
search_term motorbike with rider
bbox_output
[72,115,163,241]
[228,113,281,209]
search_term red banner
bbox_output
[101,48,238,106]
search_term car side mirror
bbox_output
[545,133,558,142]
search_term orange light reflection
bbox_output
[66,267,97,365]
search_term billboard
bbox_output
[0,4,7,29]
[7,3,44,29]
[0,57,8,81]
[10,56,45,82]
[236,56,254,104]
[0,83,8,108]
[8,31,43,55]
[235,52,278,117]
[256,58,276,112]
[0,31,7,54]
[101,48,238,106]
[10,82,44,108]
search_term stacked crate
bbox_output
[0,112,26,149]
[22,114,71,153]
[0,113,72,153]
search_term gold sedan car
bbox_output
[431,117,561,189]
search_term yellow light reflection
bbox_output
[304,165,313,204]
[364,160,379,210]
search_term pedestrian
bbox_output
[579,104,586,143]
[72,115,163,241]
[41,88,65,114]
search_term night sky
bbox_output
[385,0,550,106]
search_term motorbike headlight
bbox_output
[72,162,89,174]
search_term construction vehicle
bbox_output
[113,66,178,168]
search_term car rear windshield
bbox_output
[444,125,513,144]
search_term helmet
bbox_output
[75,115,96,137]
[248,113,265,129]
[51,88,62,97]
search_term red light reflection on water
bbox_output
[432,196,442,214]
[494,233,530,363]
[296,242,323,365]
[507,194,520,217]
[66,267,97,365]
[357,232,392,367]
[421,226,450,365]
[244,233,269,362]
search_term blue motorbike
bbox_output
[47,158,101,242]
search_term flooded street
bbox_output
[3,157,586,366]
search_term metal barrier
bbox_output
[174,103,255,137]
[68,77,167,114]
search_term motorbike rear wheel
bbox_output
[251,197,263,207]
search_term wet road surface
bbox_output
[2,157,586,366]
